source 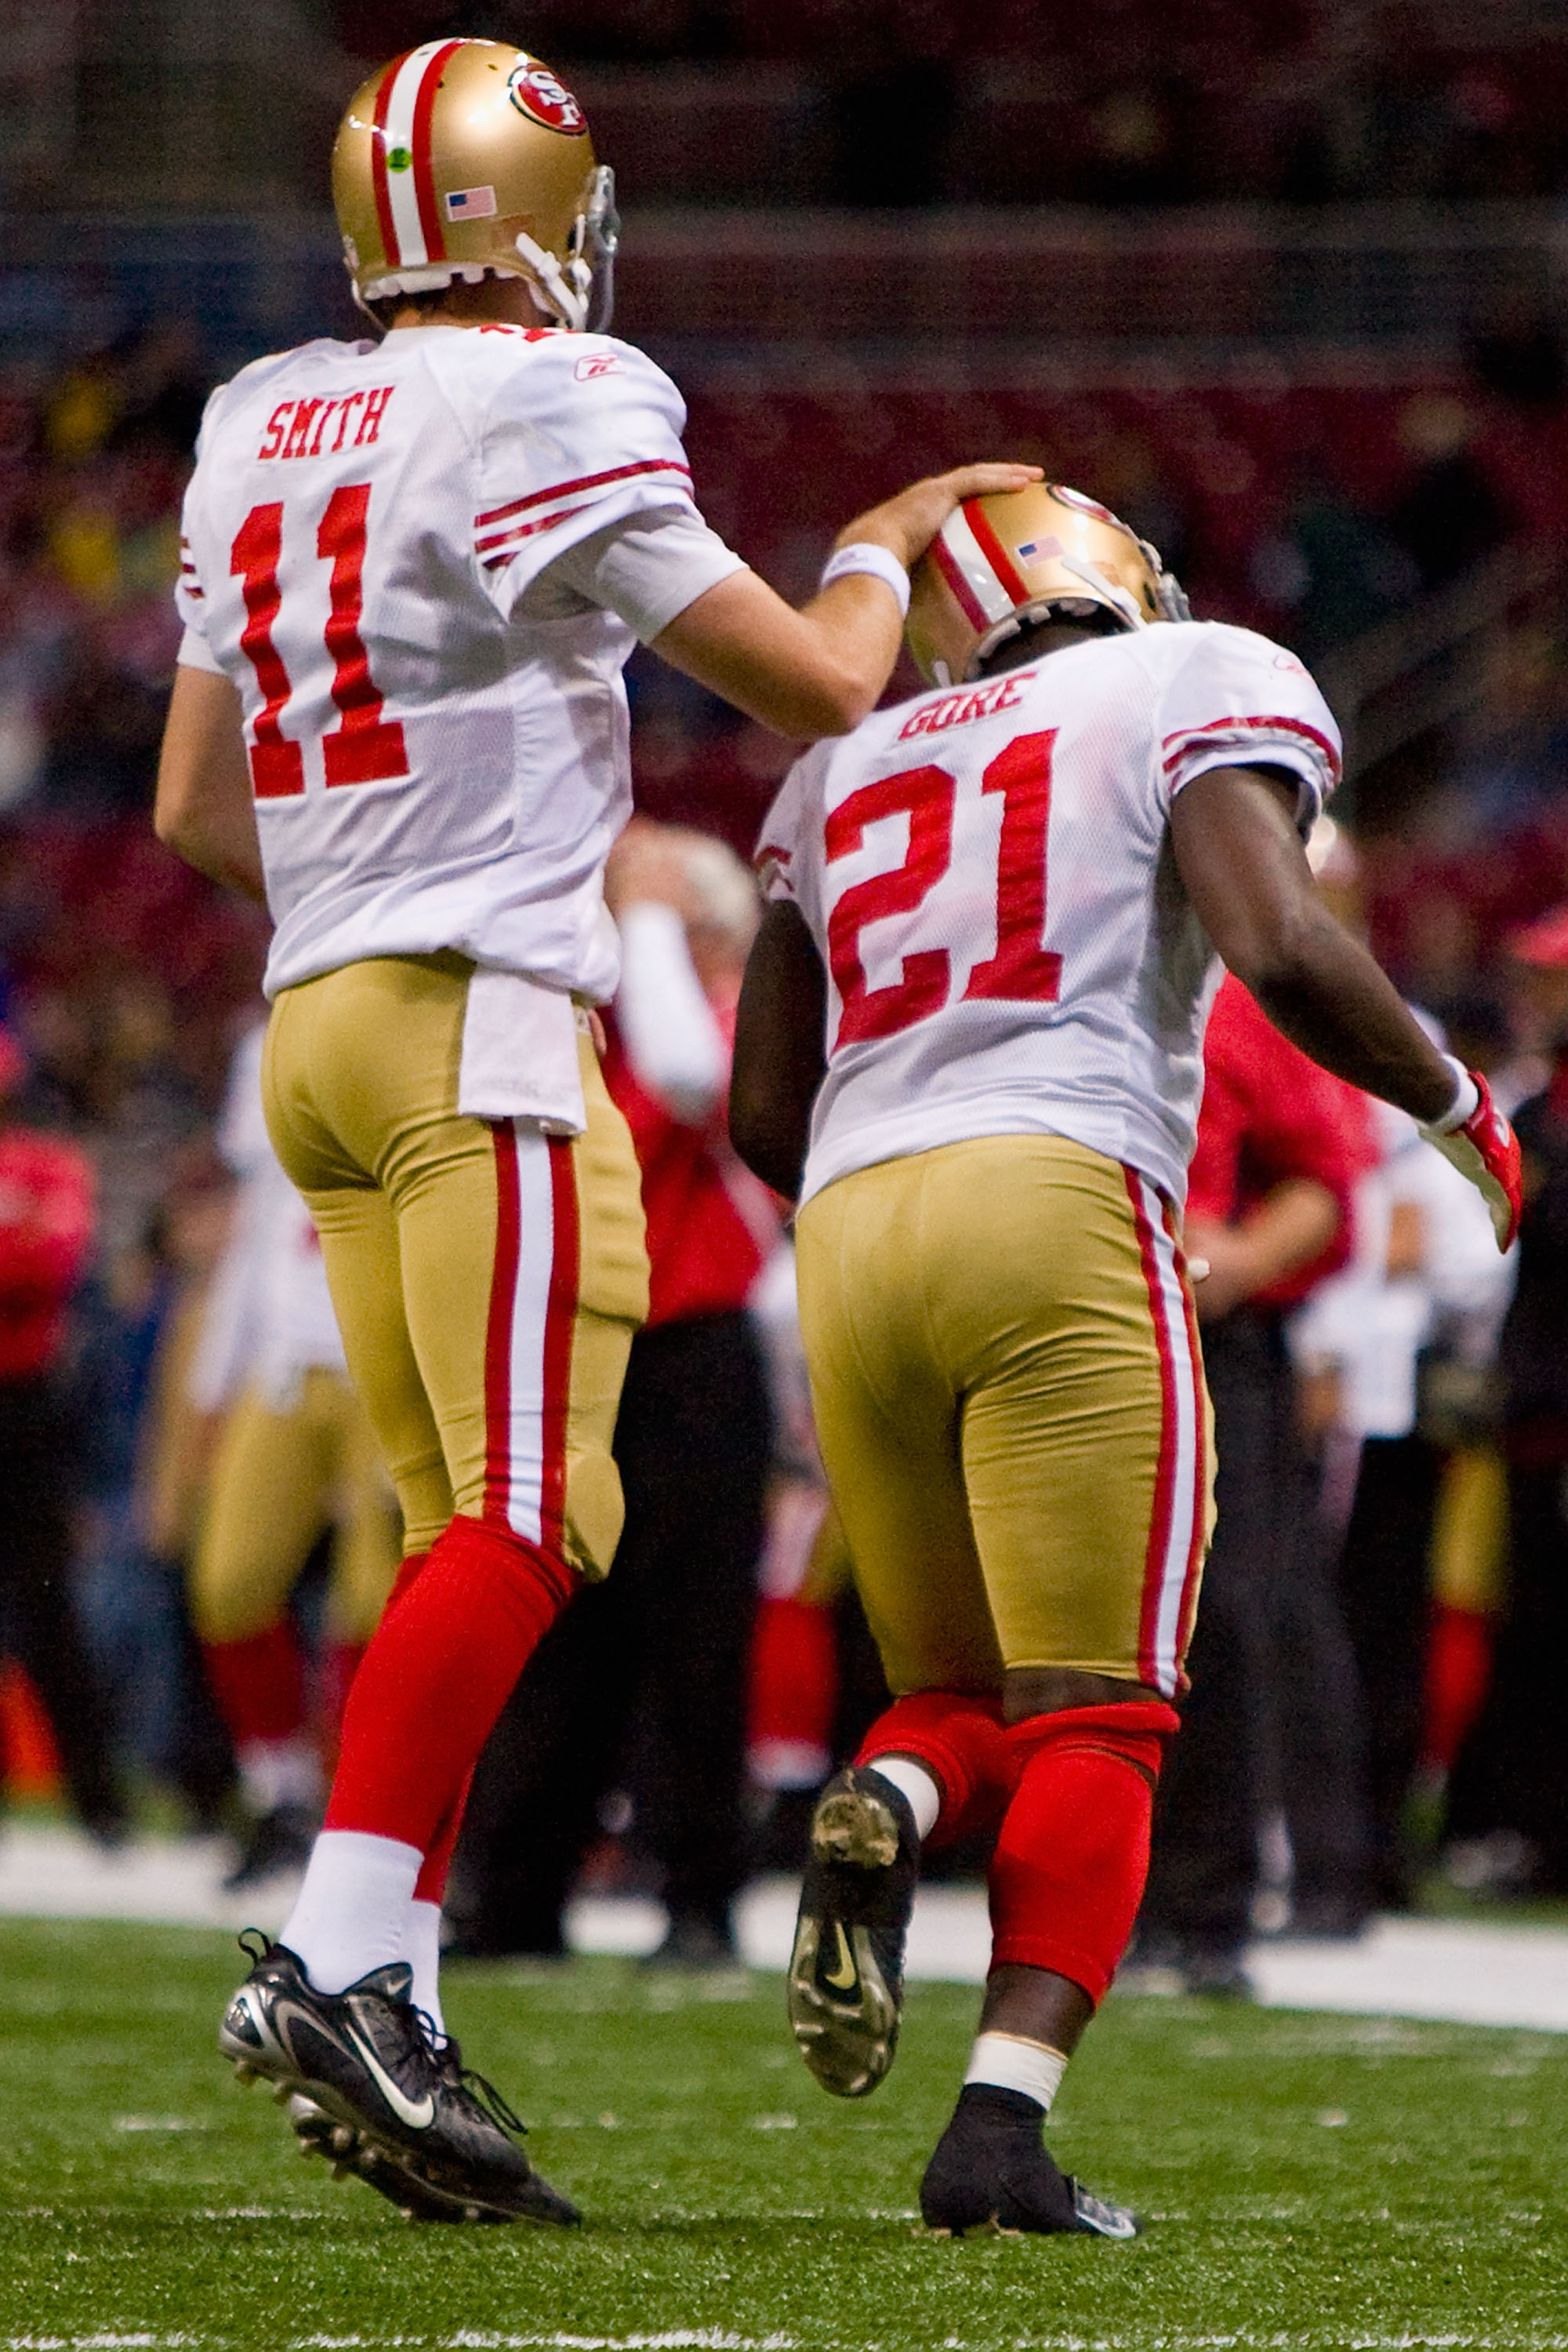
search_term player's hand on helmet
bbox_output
[834,463,1044,573]
[1421,1069,1523,1252]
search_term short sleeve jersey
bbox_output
[757,619,1341,1208]
[176,324,727,1001]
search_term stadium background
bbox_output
[1,0,1566,1886]
[1,7,1568,2341]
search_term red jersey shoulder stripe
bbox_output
[1160,713,1341,784]
[474,458,691,535]
[477,503,589,569]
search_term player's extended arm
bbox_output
[652,463,1040,740]
[154,666,267,904]
[729,900,828,1200]
[1172,766,1458,1119]
[1171,764,1520,1246]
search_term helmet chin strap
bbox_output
[514,230,591,329]
[514,166,619,333]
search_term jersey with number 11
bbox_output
[175,323,706,1002]
[757,619,1341,1209]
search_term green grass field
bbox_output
[2,1917,1566,2348]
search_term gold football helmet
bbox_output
[906,483,1189,687]
[332,38,619,329]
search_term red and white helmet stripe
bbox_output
[930,500,1029,634]
[370,39,463,272]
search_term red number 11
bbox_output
[230,485,409,800]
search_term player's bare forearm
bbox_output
[729,900,828,1200]
[655,569,905,739]
[653,462,1042,742]
[154,666,267,905]
[1171,764,1457,1123]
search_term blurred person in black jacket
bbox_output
[1445,904,1568,1890]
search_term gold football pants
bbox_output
[794,1134,1213,1702]
[260,955,648,1569]
[190,1368,400,1645]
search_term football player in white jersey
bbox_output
[154,35,1036,2225]
[729,482,1522,2236]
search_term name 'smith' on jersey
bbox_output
[757,621,1341,1210]
[175,323,742,1004]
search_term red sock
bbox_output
[414,1770,474,1906]
[325,1515,575,1856]
[988,1702,1178,2003]
[319,1643,366,1738]
[315,1553,425,1759]
[202,1621,306,1748]
[857,1690,1016,1849]
[386,1548,430,1613]
[1423,1604,1494,1772]
[749,1595,839,1755]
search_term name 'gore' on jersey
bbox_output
[757,619,1341,1209]
[176,322,713,1004]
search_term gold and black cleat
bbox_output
[786,1766,918,2098]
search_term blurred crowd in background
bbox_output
[336,0,1568,211]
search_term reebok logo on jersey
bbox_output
[897,669,1033,741]
[258,387,395,463]
[575,354,624,381]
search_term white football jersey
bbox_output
[176,323,738,1002]
[758,619,1341,1209]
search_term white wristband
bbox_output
[819,541,911,616]
[1428,1052,1480,1135]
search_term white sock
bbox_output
[403,1899,445,2038]
[867,1755,942,1842]
[279,1829,422,1994]
[238,1734,323,1817]
[964,2030,1069,2115]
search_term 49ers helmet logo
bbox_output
[506,59,586,134]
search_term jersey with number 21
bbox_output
[757,619,1341,1210]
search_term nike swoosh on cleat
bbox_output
[341,2002,436,2129]
[278,1995,436,2132]
[822,1922,858,1994]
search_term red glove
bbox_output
[1423,1070,1523,1252]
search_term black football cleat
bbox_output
[787,1765,918,2098]
[920,2085,1139,2239]
[220,1933,579,2225]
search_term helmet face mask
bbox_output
[906,483,1190,688]
[332,39,615,332]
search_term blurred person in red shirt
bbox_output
[1131,975,1370,1988]
[449,823,779,1966]
[0,1022,129,1840]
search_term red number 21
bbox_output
[826,730,1061,1049]
[230,485,408,800]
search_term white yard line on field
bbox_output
[3,2339,801,2352]
[10,2336,1568,2352]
